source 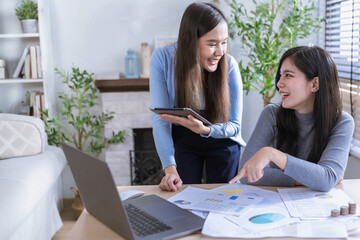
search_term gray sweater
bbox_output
[240,104,354,191]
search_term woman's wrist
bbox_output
[201,126,211,135]
[267,147,288,170]
[197,126,211,135]
[164,165,178,175]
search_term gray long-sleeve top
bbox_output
[240,104,354,192]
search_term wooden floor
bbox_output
[52,199,77,240]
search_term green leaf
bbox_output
[15,0,38,20]
[227,0,323,105]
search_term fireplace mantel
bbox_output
[95,78,149,92]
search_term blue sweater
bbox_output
[150,44,246,169]
[240,104,355,192]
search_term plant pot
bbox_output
[70,187,84,219]
[21,19,37,33]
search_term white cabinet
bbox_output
[0,0,54,115]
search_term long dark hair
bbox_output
[275,46,342,163]
[175,2,229,123]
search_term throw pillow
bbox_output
[0,114,45,159]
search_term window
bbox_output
[339,80,360,157]
[326,0,359,80]
[326,0,360,157]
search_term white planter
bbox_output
[21,19,37,33]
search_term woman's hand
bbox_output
[159,114,210,135]
[229,147,288,184]
[159,165,183,191]
[338,175,344,183]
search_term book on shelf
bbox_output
[12,45,42,79]
[40,94,45,114]
[29,45,37,79]
[24,54,30,79]
[35,94,41,118]
[29,91,45,118]
[36,45,42,78]
[12,46,29,78]
[0,59,7,79]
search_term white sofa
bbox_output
[0,114,67,240]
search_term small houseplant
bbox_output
[15,0,38,33]
[41,67,126,157]
[227,0,324,106]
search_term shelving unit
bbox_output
[0,34,43,85]
[0,79,43,84]
[0,33,39,39]
[0,0,53,115]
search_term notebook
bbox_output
[61,143,204,240]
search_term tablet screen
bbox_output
[150,108,212,126]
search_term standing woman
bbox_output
[230,46,354,192]
[150,2,245,191]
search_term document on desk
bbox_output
[211,183,284,207]
[167,186,263,215]
[201,185,349,238]
[278,188,356,219]
[202,212,348,238]
[222,185,299,232]
[185,184,271,218]
[191,184,288,221]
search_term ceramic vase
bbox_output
[140,43,150,78]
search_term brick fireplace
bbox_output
[97,79,155,185]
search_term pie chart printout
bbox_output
[249,213,286,224]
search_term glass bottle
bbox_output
[125,48,139,78]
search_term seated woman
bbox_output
[230,46,354,192]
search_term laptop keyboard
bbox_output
[125,204,172,237]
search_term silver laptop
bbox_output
[61,143,204,240]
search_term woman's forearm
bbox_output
[267,147,288,171]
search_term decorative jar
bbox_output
[125,49,139,78]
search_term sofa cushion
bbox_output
[0,145,67,240]
[0,114,47,159]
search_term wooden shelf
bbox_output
[0,78,43,84]
[0,33,40,39]
[95,78,149,92]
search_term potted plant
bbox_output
[227,0,324,106]
[41,67,126,157]
[41,67,127,218]
[15,0,38,33]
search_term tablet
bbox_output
[150,108,212,126]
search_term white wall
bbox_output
[47,0,324,197]
[49,0,193,79]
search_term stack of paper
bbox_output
[167,184,354,238]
